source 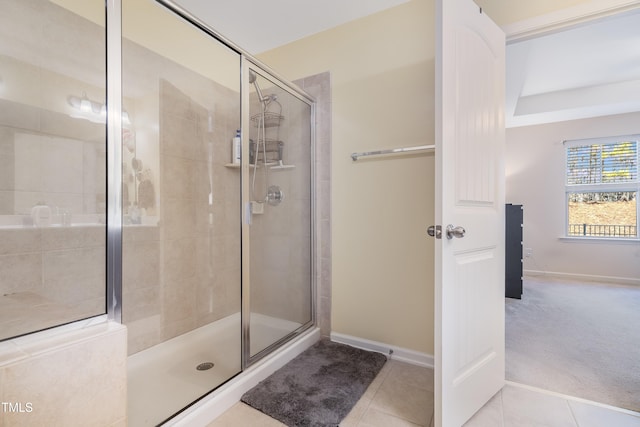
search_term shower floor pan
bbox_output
[127,312,303,426]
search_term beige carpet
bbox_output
[506,276,640,412]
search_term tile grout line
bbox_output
[351,395,371,426]
[341,358,393,426]
[357,361,405,426]
[367,364,430,427]
[356,359,395,424]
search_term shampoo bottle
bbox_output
[232,129,241,164]
[31,202,51,227]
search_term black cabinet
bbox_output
[505,204,523,299]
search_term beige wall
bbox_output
[258,0,616,356]
[122,0,238,89]
[506,112,640,284]
[53,0,238,90]
[259,0,436,354]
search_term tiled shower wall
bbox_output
[295,72,332,338]
[0,226,105,340]
[248,84,313,325]
[159,79,241,340]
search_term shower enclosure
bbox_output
[121,1,315,425]
[0,0,315,425]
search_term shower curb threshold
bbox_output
[165,326,321,427]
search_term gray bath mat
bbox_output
[241,340,387,426]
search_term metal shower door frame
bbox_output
[106,0,123,323]
[240,57,317,368]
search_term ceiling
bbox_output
[173,0,410,54]
[507,9,640,127]
[172,1,640,128]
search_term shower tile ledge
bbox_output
[0,318,127,427]
[0,315,120,367]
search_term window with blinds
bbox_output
[564,137,639,239]
[567,141,638,185]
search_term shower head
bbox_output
[248,69,269,104]
[248,69,258,84]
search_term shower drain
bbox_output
[196,362,215,371]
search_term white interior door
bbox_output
[434,0,506,426]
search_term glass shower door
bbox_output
[243,64,314,363]
[0,0,107,341]
[122,1,242,425]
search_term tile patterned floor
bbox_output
[207,360,640,427]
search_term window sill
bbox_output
[559,236,640,245]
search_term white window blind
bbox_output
[566,141,638,186]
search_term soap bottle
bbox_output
[232,129,241,164]
[31,202,51,227]
[130,203,141,225]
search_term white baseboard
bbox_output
[524,270,640,286]
[330,332,434,369]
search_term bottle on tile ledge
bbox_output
[31,202,51,227]
[232,129,241,164]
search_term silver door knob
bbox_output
[427,225,442,239]
[446,224,466,239]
